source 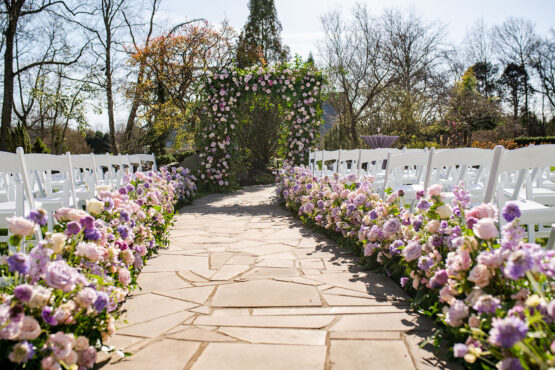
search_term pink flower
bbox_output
[75,288,97,309]
[473,218,499,240]
[47,332,74,360]
[118,268,131,286]
[8,216,35,237]
[78,346,97,368]
[16,316,41,340]
[467,264,492,288]
[428,184,442,197]
[76,242,101,262]
[466,203,497,220]
[426,219,440,234]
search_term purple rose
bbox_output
[117,226,129,239]
[430,269,449,289]
[504,250,533,280]
[44,261,78,292]
[453,343,467,358]
[119,211,129,222]
[84,227,102,241]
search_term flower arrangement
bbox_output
[197,61,326,192]
[276,165,554,369]
[0,166,196,369]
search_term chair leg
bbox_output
[528,225,536,244]
[546,224,555,250]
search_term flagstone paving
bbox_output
[102,185,458,370]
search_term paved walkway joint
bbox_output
[103,185,453,370]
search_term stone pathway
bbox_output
[102,185,454,370]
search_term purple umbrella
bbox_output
[361,135,399,149]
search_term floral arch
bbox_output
[196,62,326,191]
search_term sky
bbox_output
[159,0,555,59]
[90,0,555,132]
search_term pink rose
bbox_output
[76,242,100,262]
[78,346,97,368]
[16,316,41,340]
[47,332,74,359]
[428,184,442,197]
[473,218,499,240]
[466,203,497,221]
[118,268,131,286]
[120,249,134,266]
[467,264,492,288]
[75,287,97,309]
[8,217,35,237]
[426,219,440,234]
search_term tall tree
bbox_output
[320,4,396,146]
[493,18,539,127]
[236,0,289,68]
[0,0,85,151]
[498,63,529,120]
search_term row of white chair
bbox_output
[0,148,157,247]
[308,146,555,246]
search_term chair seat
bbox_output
[506,199,555,226]
[504,187,555,206]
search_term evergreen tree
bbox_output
[32,138,50,153]
[236,0,289,68]
[8,123,32,153]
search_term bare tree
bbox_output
[378,9,446,141]
[0,0,86,151]
[532,29,555,110]
[319,4,396,147]
[493,17,539,126]
[121,0,160,152]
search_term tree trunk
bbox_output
[105,32,118,154]
[0,13,18,151]
[123,66,144,152]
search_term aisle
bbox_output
[103,185,452,370]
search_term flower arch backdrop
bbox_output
[196,61,326,191]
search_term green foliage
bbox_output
[8,123,31,153]
[236,0,289,67]
[85,131,111,154]
[514,136,555,145]
[31,137,50,153]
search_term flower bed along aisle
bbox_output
[0,166,196,369]
[276,166,554,370]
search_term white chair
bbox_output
[382,148,434,201]
[426,148,494,205]
[485,145,555,242]
[68,153,98,207]
[0,148,43,247]
[136,153,157,171]
[337,149,361,175]
[320,150,341,177]
[359,148,401,182]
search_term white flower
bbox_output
[86,198,104,215]
[436,204,452,219]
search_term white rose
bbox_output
[436,204,453,219]
[50,233,67,254]
[86,199,104,215]
[95,185,111,193]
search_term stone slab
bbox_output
[218,327,326,345]
[109,339,199,370]
[329,340,414,370]
[142,255,208,272]
[194,315,334,329]
[191,343,326,370]
[211,280,321,307]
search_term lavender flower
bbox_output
[79,215,95,230]
[41,306,58,326]
[383,218,401,238]
[13,284,33,302]
[66,221,81,236]
[504,250,533,280]
[417,255,435,272]
[488,316,528,348]
[473,295,501,314]
[116,225,129,239]
[389,240,404,255]
[402,241,422,262]
[84,227,102,241]
[8,341,34,364]
[445,300,469,327]
[28,209,47,226]
[44,261,78,292]
[400,277,409,287]
[93,292,108,312]
[120,211,130,221]
[430,269,449,289]
[7,253,30,275]
[502,203,521,222]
